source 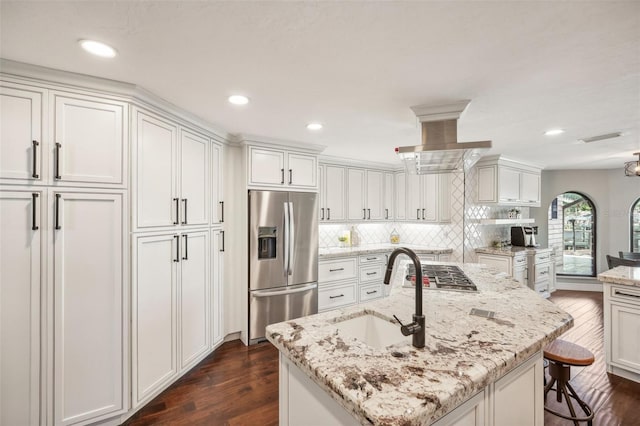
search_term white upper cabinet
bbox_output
[210,142,224,225]
[179,129,210,227]
[0,83,46,184]
[383,172,394,220]
[475,156,541,207]
[248,146,317,190]
[402,173,452,223]
[366,170,384,220]
[347,168,366,220]
[134,110,178,230]
[319,164,347,222]
[133,109,211,231]
[394,172,406,220]
[51,92,127,187]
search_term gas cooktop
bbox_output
[404,264,478,292]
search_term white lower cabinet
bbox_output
[53,191,126,426]
[280,351,543,426]
[133,229,213,408]
[0,189,44,426]
[604,284,640,383]
[1,188,128,426]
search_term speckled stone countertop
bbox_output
[598,266,640,287]
[266,261,573,425]
[320,244,453,259]
[475,246,552,257]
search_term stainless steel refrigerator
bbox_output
[248,190,318,344]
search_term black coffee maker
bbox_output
[511,226,536,247]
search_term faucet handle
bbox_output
[393,314,418,336]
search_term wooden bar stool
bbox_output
[543,339,595,425]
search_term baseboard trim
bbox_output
[555,278,603,292]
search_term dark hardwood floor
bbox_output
[124,290,640,425]
[545,290,640,426]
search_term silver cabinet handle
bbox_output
[614,290,640,299]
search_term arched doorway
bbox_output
[548,192,596,277]
[631,198,640,252]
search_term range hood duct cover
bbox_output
[396,101,492,174]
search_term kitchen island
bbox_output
[266,261,573,425]
[599,266,640,384]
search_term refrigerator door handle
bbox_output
[288,201,295,275]
[251,283,317,298]
[283,201,290,275]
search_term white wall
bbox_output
[532,169,640,274]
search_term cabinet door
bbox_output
[477,254,511,275]
[135,111,178,229]
[406,174,421,221]
[0,84,45,183]
[211,142,224,225]
[318,165,326,220]
[287,152,317,188]
[179,230,210,368]
[520,172,540,205]
[212,230,225,347]
[133,233,178,406]
[610,302,640,372]
[383,172,394,220]
[52,92,126,185]
[249,147,285,186]
[366,170,384,220]
[347,168,366,220]
[493,354,543,426]
[53,191,124,425]
[476,166,497,203]
[421,175,438,222]
[0,190,43,425]
[325,165,346,221]
[498,167,520,203]
[179,129,209,226]
[438,174,452,223]
[395,172,406,220]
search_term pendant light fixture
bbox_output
[624,152,640,177]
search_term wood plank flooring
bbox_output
[124,291,640,425]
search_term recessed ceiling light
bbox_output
[544,129,564,136]
[79,39,117,58]
[228,95,250,105]
[307,123,323,131]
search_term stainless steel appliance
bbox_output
[248,190,318,344]
[403,264,478,292]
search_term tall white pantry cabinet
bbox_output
[1,65,226,425]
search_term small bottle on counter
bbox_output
[350,226,360,247]
[390,228,400,244]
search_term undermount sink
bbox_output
[333,313,410,349]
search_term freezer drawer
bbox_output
[249,282,317,344]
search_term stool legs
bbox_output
[544,361,594,426]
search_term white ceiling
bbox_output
[1,1,639,170]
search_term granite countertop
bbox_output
[320,244,453,259]
[266,261,573,425]
[475,246,552,257]
[598,266,640,287]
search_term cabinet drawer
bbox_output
[318,283,357,311]
[419,254,436,261]
[609,285,640,307]
[359,254,387,265]
[534,252,552,264]
[477,255,511,275]
[359,284,383,302]
[319,258,357,283]
[360,265,384,283]
[534,263,552,282]
[514,254,527,266]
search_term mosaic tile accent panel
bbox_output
[319,173,465,262]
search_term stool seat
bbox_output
[544,339,594,366]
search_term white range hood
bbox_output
[396,100,492,174]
